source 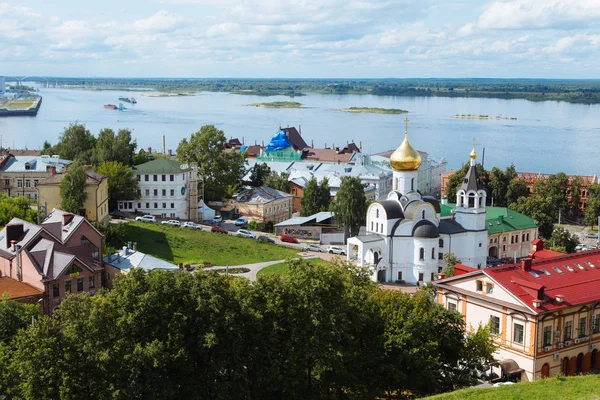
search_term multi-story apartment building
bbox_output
[0,209,104,314]
[0,154,71,201]
[435,247,600,382]
[117,158,198,220]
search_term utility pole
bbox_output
[558,209,561,225]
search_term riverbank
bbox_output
[340,107,408,114]
[0,97,42,117]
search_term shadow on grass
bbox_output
[122,223,174,262]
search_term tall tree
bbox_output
[549,227,578,253]
[569,175,583,220]
[512,181,555,238]
[92,128,137,166]
[96,161,139,210]
[546,172,570,222]
[443,253,462,277]
[55,123,96,163]
[300,177,330,216]
[487,165,517,207]
[445,163,488,203]
[0,195,37,225]
[584,182,600,227]
[132,148,149,165]
[506,178,530,207]
[60,162,88,214]
[264,171,290,192]
[177,125,246,201]
[331,176,367,237]
[248,163,271,187]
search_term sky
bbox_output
[1,0,599,78]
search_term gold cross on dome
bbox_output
[404,117,409,134]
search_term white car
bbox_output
[212,215,223,224]
[237,229,256,239]
[135,215,156,223]
[303,244,324,252]
[183,221,199,229]
[327,246,346,255]
[235,217,248,226]
[161,220,181,227]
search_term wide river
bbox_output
[1,87,599,175]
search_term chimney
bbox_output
[6,224,24,248]
[555,294,564,303]
[46,165,56,176]
[127,241,132,250]
[532,299,542,308]
[121,246,128,256]
[133,242,137,251]
[10,240,17,252]
[521,257,532,271]
[14,243,21,281]
[62,213,74,226]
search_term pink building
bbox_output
[0,209,104,314]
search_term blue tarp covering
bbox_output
[265,130,291,152]
[240,145,248,152]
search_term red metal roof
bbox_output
[484,249,600,313]
[0,277,43,300]
[454,263,477,276]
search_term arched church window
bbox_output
[376,222,379,232]
[439,238,444,248]
[431,248,435,260]
[419,247,424,261]
[422,210,425,219]
[376,209,379,218]
[411,178,414,191]
[381,224,384,233]
[468,193,476,208]
[371,221,373,231]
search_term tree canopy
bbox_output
[96,161,139,210]
[91,128,136,166]
[585,182,600,227]
[300,176,330,216]
[264,171,290,192]
[0,260,494,399]
[59,162,88,214]
[549,227,579,253]
[248,163,271,187]
[0,195,37,225]
[176,125,246,201]
[331,177,367,237]
[47,123,97,164]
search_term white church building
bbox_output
[347,125,488,285]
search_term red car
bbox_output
[211,226,229,234]
[280,234,299,244]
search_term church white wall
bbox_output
[393,170,418,194]
[446,231,487,269]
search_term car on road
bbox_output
[235,217,248,226]
[280,234,299,244]
[211,226,229,234]
[212,215,223,224]
[256,235,275,244]
[161,220,181,227]
[302,244,324,252]
[586,233,598,239]
[327,245,346,255]
[109,210,126,219]
[183,221,200,229]
[237,229,257,239]
[135,215,156,223]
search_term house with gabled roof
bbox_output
[434,247,600,382]
[0,209,104,314]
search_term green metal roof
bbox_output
[133,158,191,174]
[440,203,538,235]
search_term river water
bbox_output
[0,87,598,175]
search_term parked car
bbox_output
[327,245,346,255]
[256,235,275,244]
[237,229,257,239]
[211,226,229,234]
[183,221,199,229]
[212,215,223,224]
[135,215,156,223]
[302,244,324,252]
[235,217,248,226]
[109,210,126,219]
[161,220,181,227]
[280,234,299,244]
[586,233,598,239]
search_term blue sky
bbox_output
[1,0,599,78]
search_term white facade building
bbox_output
[347,126,488,285]
[118,158,198,220]
[0,76,5,93]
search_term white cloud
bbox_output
[133,10,184,32]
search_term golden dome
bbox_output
[470,146,477,160]
[390,132,422,171]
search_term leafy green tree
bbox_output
[331,176,367,237]
[569,175,583,220]
[487,165,517,207]
[506,178,530,207]
[248,163,271,187]
[585,182,600,227]
[60,162,88,214]
[445,163,488,203]
[264,171,290,192]
[0,296,40,344]
[132,149,149,165]
[0,195,37,225]
[54,123,97,163]
[91,128,137,166]
[41,140,52,155]
[512,181,554,238]
[177,125,246,201]
[546,172,570,222]
[300,176,330,216]
[96,161,139,210]
[443,252,462,277]
[549,227,579,253]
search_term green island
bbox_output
[453,114,517,120]
[341,107,408,114]
[426,375,600,400]
[122,222,299,266]
[247,101,303,108]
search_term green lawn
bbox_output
[257,258,330,277]
[426,375,600,400]
[4,99,36,109]
[122,222,299,266]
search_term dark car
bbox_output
[280,234,299,244]
[211,226,229,234]
[257,235,275,244]
[110,210,126,219]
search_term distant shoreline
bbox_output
[453,114,517,120]
[340,107,408,114]
[247,101,303,108]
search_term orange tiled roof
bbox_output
[0,277,43,300]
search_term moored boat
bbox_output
[104,104,117,110]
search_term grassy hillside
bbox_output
[122,222,299,266]
[426,375,600,400]
[257,258,329,276]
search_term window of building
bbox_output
[154,203,158,209]
[579,317,587,337]
[25,180,31,188]
[490,316,500,335]
[145,175,149,181]
[146,203,150,208]
[513,323,524,344]
[431,248,435,260]
[17,179,22,188]
[154,189,158,196]
[160,202,165,208]
[137,175,141,181]
[439,238,444,248]
[430,272,435,281]
[422,210,425,219]
[65,280,72,294]
[81,236,90,245]
[438,252,443,260]
[138,203,141,209]
[77,278,84,292]
[153,175,158,181]
[543,326,552,346]
[170,189,174,196]
[564,321,572,341]
[145,189,150,196]
[479,242,482,247]
[448,302,457,311]
[592,314,599,333]
[486,283,493,294]
[162,189,166,196]
[526,233,530,241]
[371,222,373,231]
[476,280,483,291]
[89,275,95,289]
[162,174,166,181]
[503,236,506,242]
[376,209,379,218]
[419,248,424,260]
[171,203,174,209]
[170,175,174,181]
[376,222,379,232]
[503,245,506,251]
[397,271,402,281]
[53,283,59,297]
[418,272,424,282]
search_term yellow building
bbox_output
[37,167,109,223]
